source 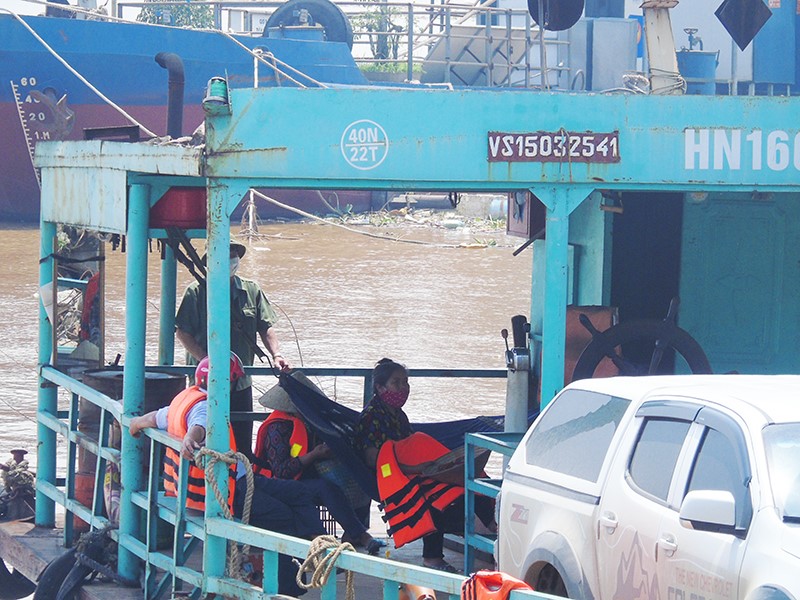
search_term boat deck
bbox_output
[0,518,493,599]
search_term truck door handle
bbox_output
[599,513,618,534]
[657,535,678,558]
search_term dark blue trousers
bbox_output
[300,477,369,539]
[233,475,327,596]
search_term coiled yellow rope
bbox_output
[295,534,356,600]
[195,447,254,579]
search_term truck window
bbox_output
[629,418,691,502]
[525,390,630,483]
[686,427,753,529]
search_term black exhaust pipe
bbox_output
[155,52,185,138]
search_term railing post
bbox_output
[484,6,492,86]
[406,3,414,81]
[505,8,512,86]
[159,243,177,366]
[119,183,150,581]
[36,220,57,527]
[525,14,532,88]
[444,10,451,84]
[203,179,235,584]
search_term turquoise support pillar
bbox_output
[202,179,236,583]
[159,243,177,366]
[118,184,150,580]
[531,186,592,406]
[36,220,57,526]
[541,197,570,404]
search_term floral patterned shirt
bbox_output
[354,396,413,455]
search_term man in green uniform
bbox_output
[175,241,291,458]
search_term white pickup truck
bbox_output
[496,374,800,600]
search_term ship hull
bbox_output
[0,13,369,221]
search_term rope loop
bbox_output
[194,447,255,579]
[295,535,357,600]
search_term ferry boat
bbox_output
[2,1,800,598]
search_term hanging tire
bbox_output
[33,548,76,600]
[527,0,584,31]
[0,560,36,599]
[265,0,354,48]
[572,318,712,382]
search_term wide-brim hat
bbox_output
[257,371,325,412]
[201,241,246,265]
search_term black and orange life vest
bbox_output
[461,570,533,600]
[376,432,464,549]
[253,411,309,479]
[163,386,236,511]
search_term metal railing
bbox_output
[36,362,555,598]
[463,430,523,573]
[112,0,567,89]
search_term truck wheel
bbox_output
[536,564,568,597]
[0,560,36,599]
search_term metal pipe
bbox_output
[155,52,185,139]
[118,183,150,581]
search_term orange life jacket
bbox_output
[79,272,100,342]
[253,411,309,478]
[376,432,464,549]
[163,386,236,511]
[461,570,533,600]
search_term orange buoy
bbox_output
[461,570,533,600]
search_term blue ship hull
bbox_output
[0,13,368,221]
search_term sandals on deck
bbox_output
[341,534,387,556]
[366,538,387,556]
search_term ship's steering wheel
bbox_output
[571,297,712,381]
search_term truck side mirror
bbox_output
[679,489,735,533]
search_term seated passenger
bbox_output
[129,353,324,597]
[354,358,496,573]
[254,372,385,555]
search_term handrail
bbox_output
[463,430,524,573]
[34,364,553,598]
[109,0,559,88]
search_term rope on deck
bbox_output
[195,447,255,580]
[295,535,357,600]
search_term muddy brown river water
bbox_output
[0,218,533,472]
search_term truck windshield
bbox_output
[763,423,800,521]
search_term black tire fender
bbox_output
[0,560,36,600]
[525,531,594,600]
[527,0,584,31]
[33,548,76,600]
[265,0,354,48]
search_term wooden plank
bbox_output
[0,521,144,599]
[80,581,144,600]
[0,520,65,581]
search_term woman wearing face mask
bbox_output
[355,358,495,573]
